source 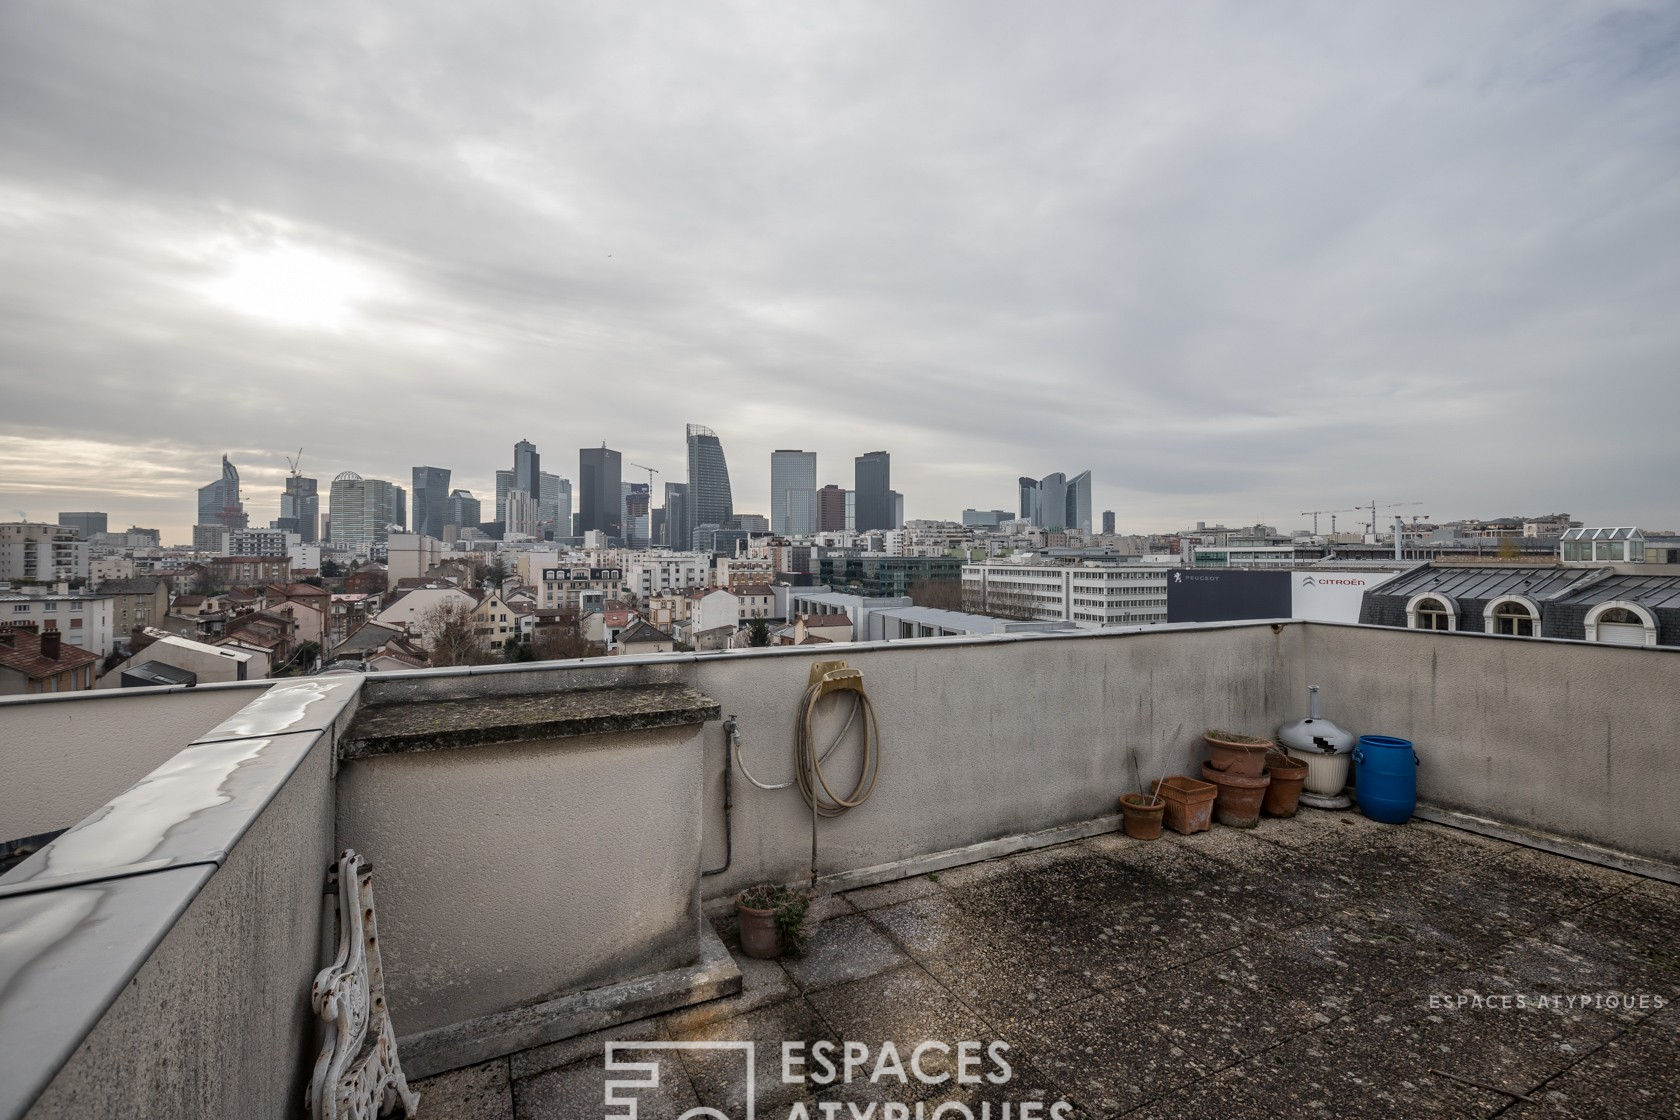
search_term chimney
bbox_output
[41,630,62,659]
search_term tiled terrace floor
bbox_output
[415,810,1680,1119]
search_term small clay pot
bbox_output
[1152,775,1217,835]
[1200,761,1272,828]
[1119,792,1165,840]
[1262,751,1309,818]
[1203,732,1274,778]
[735,898,783,959]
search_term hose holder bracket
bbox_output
[807,659,865,699]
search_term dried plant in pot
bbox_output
[1203,729,1275,778]
[1119,791,1165,840]
[734,884,812,960]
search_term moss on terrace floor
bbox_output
[413,809,1680,1119]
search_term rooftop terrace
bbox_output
[1,619,1676,1119]
[414,811,1679,1119]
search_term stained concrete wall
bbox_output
[24,733,334,1119]
[689,625,1303,899]
[1299,623,1680,864]
[0,684,270,840]
[335,724,705,1037]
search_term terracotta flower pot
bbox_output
[1200,761,1272,828]
[1119,792,1165,840]
[1151,775,1217,834]
[1262,751,1308,818]
[1203,731,1274,778]
[735,898,783,960]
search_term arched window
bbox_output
[1484,595,1541,638]
[1584,601,1657,647]
[1406,593,1457,631]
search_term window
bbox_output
[1485,595,1540,638]
[1584,601,1657,647]
[1406,594,1457,631]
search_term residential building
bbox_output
[686,424,734,532]
[205,555,292,588]
[818,485,848,532]
[411,466,451,539]
[770,450,818,537]
[614,620,675,657]
[0,591,116,656]
[0,628,98,694]
[386,534,446,583]
[193,454,248,547]
[961,559,1170,625]
[445,489,481,531]
[373,586,477,644]
[92,578,170,644]
[96,629,252,689]
[539,566,623,614]
[578,447,623,539]
[471,590,520,651]
[692,589,742,637]
[854,451,891,531]
[0,522,89,582]
[327,472,400,554]
[89,555,134,587]
[622,553,709,602]
[277,473,320,543]
[56,512,107,539]
[962,509,1014,529]
[224,528,318,571]
[714,556,775,591]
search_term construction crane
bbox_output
[628,462,660,491]
[1366,499,1423,539]
[285,448,304,476]
[1300,508,1359,535]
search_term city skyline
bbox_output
[3,4,1678,537]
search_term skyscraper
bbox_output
[388,486,407,532]
[625,483,651,548]
[513,439,540,498]
[411,466,451,538]
[664,482,689,548]
[686,424,734,531]
[540,472,571,540]
[328,472,399,552]
[278,474,319,543]
[1018,468,1094,533]
[1102,510,1116,535]
[56,512,107,539]
[578,446,623,538]
[770,450,818,537]
[854,451,891,531]
[445,489,481,530]
[817,484,847,532]
[196,455,247,531]
[494,469,515,524]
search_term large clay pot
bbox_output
[1262,751,1308,818]
[1203,732,1274,778]
[1119,793,1165,840]
[1200,761,1272,828]
[1152,776,1217,835]
[735,898,782,959]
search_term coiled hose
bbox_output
[730,671,881,885]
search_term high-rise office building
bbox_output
[889,491,904,531]
[625,483,651,548]
[578,446,623,539]
[57,512,107,539]
[411,466,451,539]
[328,471,399,551]
[817,485,848,532]
[196,455,247,533]
[1017,469,1093,534]
[854,451,891,531]
[770,450,818,537]
[664,482,689,548]
[494,469,515,523]
[1102,510,1116,535]
[686,424,734,532]
[539,472,571,540]
[388,486,407,532]
[278,474,319,543]
[505,488,539,537]
[513,439,540,499]
[445,489,481,530]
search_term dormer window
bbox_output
[1406,594,1457,631]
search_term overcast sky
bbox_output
[2,1,1677,543]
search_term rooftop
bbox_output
[414,812,1680,1118]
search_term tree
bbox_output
[532,608,605,660]
[748,618,771,647]
[962,580,1042,622]
[484,555,509,590]
[320,558,345,578]
[1498,536,1521,560]
[504,636,536,662]
[907,577,963,612]
[421,599,488,667]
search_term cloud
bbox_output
[1,0,1677,541]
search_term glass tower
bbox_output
[686,424,734,532]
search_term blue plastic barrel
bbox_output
[1352,735,1417,824]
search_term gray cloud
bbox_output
[2,0,1677,540]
